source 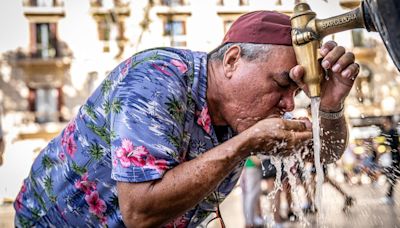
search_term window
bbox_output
[28,0,55,7]
[239,0,249,5]
[161,0,184,6]
[37,0,54,6]
[35,88,59,123]
[164,20,185,36]
[98,19,111,41]
[34,23,57,58]
[163,18,187,47]
[219,0,246,6]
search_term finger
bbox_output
[288,131,313,148]
[331,52,356,73]
[282,119,310,131]
[341,62,360,80]
[289,65,308,92]
[320,40,338,57]
[321,46,346,70]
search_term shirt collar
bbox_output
[191,52,234,143]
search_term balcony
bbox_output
[10,48,71,88]
[23,0,65,20]
[90,0,130,17]
[16,112,65,140]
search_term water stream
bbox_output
[311,97,325,223]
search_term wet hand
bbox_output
[243,118,312,156]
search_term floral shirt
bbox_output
[14,48,244,227]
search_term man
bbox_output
[14,11,359,227]
[381,116,400,205]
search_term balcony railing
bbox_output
[23,0,64,7]
[23,0,65,18]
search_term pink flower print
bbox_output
[170,59,188,74]
[59,152,66,162]
[66,135,77,157]
[99,216,108,225]
[124,57,132,67]
[65,119,76,135]
[115,139,147,168]
[151,63,173,76]
[121,65,129,78]
[75,173,97,194]
[20,183,26,193]
[112,159,118,168]
[165,216,189,228]
[15,193,23,211]
[61,133,68,147]
[15,184,26,211]
[145,155,169,173]
[85,191,107,217]
[127,145,149,167]
[197,107,212,134]
[119,57,133,80]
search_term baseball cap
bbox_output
[222,10,292,46]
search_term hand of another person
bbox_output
[290,40,360,112]
[242,118,312,156]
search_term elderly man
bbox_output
[14,11,358,227]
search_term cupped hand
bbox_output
[243,118,312,156]
[290,40,360,112]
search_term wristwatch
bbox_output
[319,105,344,120]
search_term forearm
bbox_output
[320,116,348,163]
[118,133,250,227]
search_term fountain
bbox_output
[290,0,400,223]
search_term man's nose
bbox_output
[279,95,295,112]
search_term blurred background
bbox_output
[0,0,399,227]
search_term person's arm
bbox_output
[118,118,312,227]
[118,132,248,227]
[320,116,348,163]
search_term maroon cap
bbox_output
[223,11,292,46]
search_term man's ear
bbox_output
[223,45,241,79]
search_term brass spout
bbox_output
[291,3,322,97]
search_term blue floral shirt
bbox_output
[14,48,244,228]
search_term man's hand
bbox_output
[290,40,359,112]
[242,118,312,156]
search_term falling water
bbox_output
[310,97,324,222]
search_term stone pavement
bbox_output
[0,182,399,227]
[208,182,400,228]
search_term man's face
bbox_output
[222,45,299,133]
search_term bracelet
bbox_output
[319,106,344,120]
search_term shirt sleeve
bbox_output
[110,50,190,182]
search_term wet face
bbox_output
[220,45,299,133]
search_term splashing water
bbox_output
[311,97,324,222]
